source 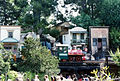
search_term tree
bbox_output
[0,0,28,25]
[99,0,120,28]
[110,48,120,66]
[0,43,12,74]
[43,28,60,38]
[109,28,120,50]
[18,0,57,33]
[70,12,100,29]
[19,38,59,74]
[63,0,103,23]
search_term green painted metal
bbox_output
[1,38,18,43]
[57,46,68,60]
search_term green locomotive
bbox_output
[56,44,88,62]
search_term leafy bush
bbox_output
[0,74,5,81]
[110,28,120,50]
[43,28,60,38]
[7,70,18,81]
[91,66,113,81]
[24,71,35,81]
[110,48,120,66]
[18,38,59,75]
[24,72,45,81]
[0,43,12,74]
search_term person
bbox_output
[44,75,49,81]
[60,76,67,81]
[26,78,30,81]
[83,74,89,81]
[34,75,40,81]
[56,76,61,81]
[78,75,83,81]
[8,79,12,81]
[51,75,56,81]
[0,76,1,81]
[31,79,34,81]
[72,74,78,81]
[66,75,73,81]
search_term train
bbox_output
[56,44,88,62]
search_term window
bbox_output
[93,38,97,46]
[81,33,84,39]
[73,33,76,43]
[8,32,13,38]
[73,33,76,39]
[4,46,12,49]
[102,38,107,46]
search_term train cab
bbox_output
[56,44,88,62]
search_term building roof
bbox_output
[60,22,71,27]
[42,34,56,43]
[89,26,109,28]
[1,38,19,43]
[70,27,87,33]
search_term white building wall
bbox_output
[62,34,72,49]
[62,30,73,49]
[0,26,21,41]
[62,27,88,49]
[0,28,8,41]
[13,29,21,41]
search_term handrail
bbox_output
[71,39,86,43]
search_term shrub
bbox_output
[7,70,18,81]
[91,66,113,81]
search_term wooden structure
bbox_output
[89,26,109,60]
[56,22,71,35]
[59,60,120,77]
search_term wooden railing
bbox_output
[71,39,87,45]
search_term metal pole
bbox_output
[5,73,7,81]
[105,56,108,74]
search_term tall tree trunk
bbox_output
[3,0,7,25]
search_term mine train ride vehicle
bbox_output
[56,44,88,62]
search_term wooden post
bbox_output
[105,56,108,74]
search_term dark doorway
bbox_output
[98,38,102,51]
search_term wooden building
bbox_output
[0,26,21,58]
[89,26,109,60]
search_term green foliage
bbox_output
[43,28,60,38]
[63,0,103,20]
[99,0,120,27]
[18,0,57,33]
[110,48,120,66]
[0,74,5,81]
[19,38,59,75]
[0,0,28,25]
[110,28,120,50]
[70,12,100,29]
[50,29,60,38]
[24,71,36,81]
[7,70,18,81]
[24,72,45,81]
[0,43,12,74]
[91,66,113,81]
